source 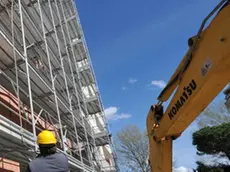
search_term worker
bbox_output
[27,130,69,172]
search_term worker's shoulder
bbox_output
[28,152,69,171]
[44,152,68,162]
[53,152,68,161]
[30,152,68,164]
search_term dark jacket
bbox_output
[27,152,69,172]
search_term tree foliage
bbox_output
[192,98,230,171]
[193,123,230,159]
[192,123,230,171]
[114,125,150,172]
[196,161,230,172]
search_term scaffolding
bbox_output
[0,0,119,171]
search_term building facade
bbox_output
[0,0,118,171]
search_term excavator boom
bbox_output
[147,0,230,171]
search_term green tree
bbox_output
[192,123,230,172]
[196,161,230,172]
[114,125,150,172]
[193,100,230,165]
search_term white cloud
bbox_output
[104,107,132,121]
[112,113,132,120]
[121,86,127,91]
[150,80,166,89]
[128,78,137,84]
[104,107,117,119]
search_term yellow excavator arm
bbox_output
[146,0,230,171]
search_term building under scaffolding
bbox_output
[0,0,118,171]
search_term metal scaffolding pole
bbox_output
[57,0,95,170]
[37,0,66,152]
[69,0,119,170]
[48,0,85,168]
[18,0,37,152]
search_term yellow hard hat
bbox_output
[37,130,57,144]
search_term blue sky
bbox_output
[75,0,225,170]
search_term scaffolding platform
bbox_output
[0,0,119,171]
